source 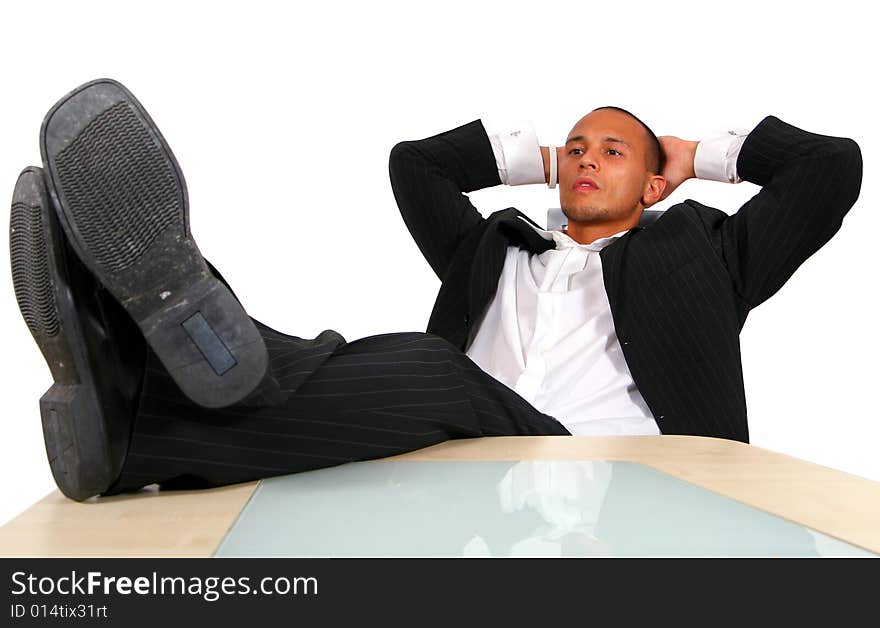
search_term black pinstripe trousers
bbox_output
[107,320,570,494]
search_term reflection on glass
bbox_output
[214,460,874,558]
[494,461,615,557]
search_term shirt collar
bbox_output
[518,216,628,252]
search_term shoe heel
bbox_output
[40,383,111,502]
[141,277,268,408]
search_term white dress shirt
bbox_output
[465,122,748,436]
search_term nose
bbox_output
[578,147,599,171]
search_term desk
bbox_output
[1,436,878,557]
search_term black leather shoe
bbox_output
[10,167,143,501]
[40,78,268,409]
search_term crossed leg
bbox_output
[109,327,568,494]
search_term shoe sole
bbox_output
[40,79,267,408]
[10,167,114,501]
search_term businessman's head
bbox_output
[559,107,666,243]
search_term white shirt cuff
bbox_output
[694,128,751,183]
[487,123,546,186]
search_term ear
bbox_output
[641,174,666,208]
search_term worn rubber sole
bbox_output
[10,167,115,501]
[40,79,267,408]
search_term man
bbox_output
[10,79,861,502]
[390,107,862,442]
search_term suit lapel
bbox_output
[467,209,554,325]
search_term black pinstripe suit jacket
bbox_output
[388,116,862,443]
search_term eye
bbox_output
[607,148,622,156]
[569,148,583,155]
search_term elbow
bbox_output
[388,141,418,179]
[843,137,862,182]
[389,140,410,165]
[834,137,863,209]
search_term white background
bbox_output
[0,0,877,527]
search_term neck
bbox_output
[564,213,641,245]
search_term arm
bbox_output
[694,116,862,309]
[388,121,500,281]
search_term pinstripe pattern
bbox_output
[108,327,568,493]
[391,116,862,444]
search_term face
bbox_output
[558,109,660,230]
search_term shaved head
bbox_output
[591,106,664,174]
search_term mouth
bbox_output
[572,176,600,192]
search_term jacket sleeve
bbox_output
[697,115,862,310]
[388,120,502,281]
